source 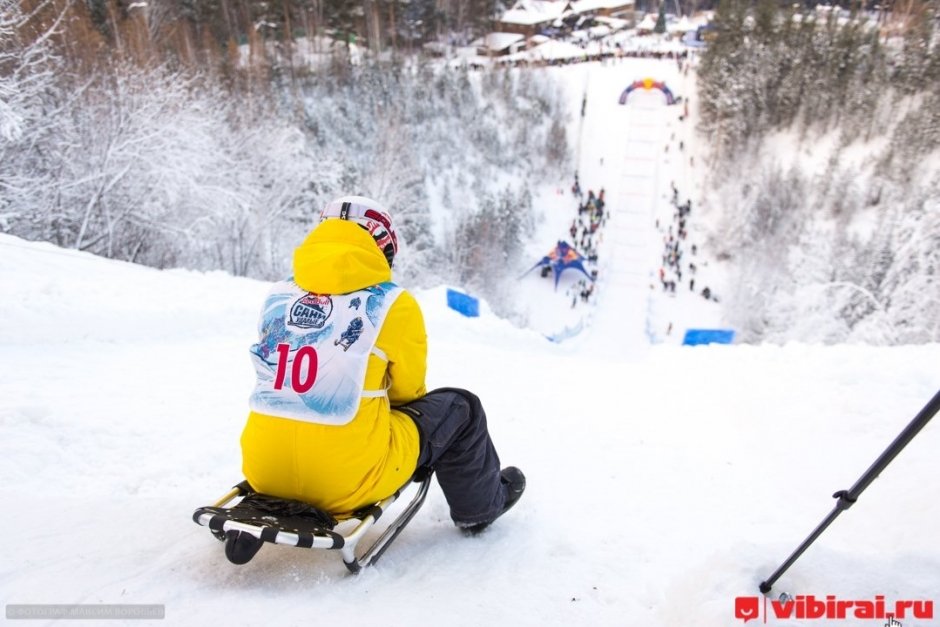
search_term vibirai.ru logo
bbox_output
[735,593,934,624]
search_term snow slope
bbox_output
[2,55,940,627]
[2,235,940,626]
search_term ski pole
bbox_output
[759,388,940,594]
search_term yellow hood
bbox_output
[293,219,391,294]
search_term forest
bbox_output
[696,0,940,343]
[0,0,569,306]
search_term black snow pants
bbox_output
[396,388,506,526]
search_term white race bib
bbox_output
[248,280,403,425]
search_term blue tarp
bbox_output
[682,329,735,346]
[447,289,479,318]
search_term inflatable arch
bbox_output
[618,78,676,105]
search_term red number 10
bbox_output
[272,343,318,393]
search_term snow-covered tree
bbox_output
[0,0,67,232]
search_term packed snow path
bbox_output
[578,70,668,356]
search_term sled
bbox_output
[192,470,432,573]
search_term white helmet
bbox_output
[320,195,399,267]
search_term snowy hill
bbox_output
[2,231,939,626]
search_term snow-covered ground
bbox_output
[2,231,939,626]
[2,52,939,626]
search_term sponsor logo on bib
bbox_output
[289,294,333,329]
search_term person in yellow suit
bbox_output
[240,195,524,536]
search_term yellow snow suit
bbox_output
[240,219,427,514]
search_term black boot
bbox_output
[224,530,264,565]
[462,467,526,535]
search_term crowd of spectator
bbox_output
[656,182,717,304]
[563,173,608,308]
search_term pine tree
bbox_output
[654,2,667,34]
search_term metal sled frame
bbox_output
[193,474,432,573]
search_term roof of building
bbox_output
[573,0,635,11]
[478,32,527,51]
[528,39,590,60]
[499,1,572,26]
[500,0,636,26]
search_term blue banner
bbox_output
[682,329,735,346]
[447,289,480,318]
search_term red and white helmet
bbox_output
[320,195,399,267]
